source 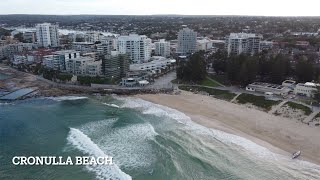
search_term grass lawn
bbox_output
[236,93,281,111]
[199,77,220,87]
[179,85,236,101]
[208,74,230,86]
[285,102,312,115]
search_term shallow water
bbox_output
[0,96,319,180]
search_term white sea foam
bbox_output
[78,119,158,170]
[117,97,320,178]
[0,102,14,106]
[67,128,132,180]
[116,97,190,124]
[102,103,121,108]
[47,96,88,101]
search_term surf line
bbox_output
[12,156,113,166]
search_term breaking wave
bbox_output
[47,96,88,101]
[116,97,320,179]
[67,128,132,180]
[102,103,121,108]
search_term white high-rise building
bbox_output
[155,39,170,57]
[176,27,197,56]
[225,33,262,56]
[36,23,60,47]
[117,34,152,64]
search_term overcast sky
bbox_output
[1,0,320,16]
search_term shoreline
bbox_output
[136,91,320,166]
[2,64,320,165]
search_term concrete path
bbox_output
[206,76,226,87]
[303,109,320,124]
[230,93,241,103]
[268,100,288,114]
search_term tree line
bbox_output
[211,50,320,86]
[176,51,207,82]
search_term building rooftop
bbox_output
[229,33,262,39]
[249,82,286,90]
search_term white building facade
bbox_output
[117,34,152,64]
[155,39,170,58]
[225,33,262,56]
[36,23,60,47]
[294,82,318,97]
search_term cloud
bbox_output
[0,0,320,16]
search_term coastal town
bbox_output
[1,14,320,173]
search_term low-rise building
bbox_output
[121,71,151,87]
[129,56,176,74]
[197,38,213,51]
[0,43,36,60]
[294,82,318,97]
[282,80,296,89]
[246,82,291,96]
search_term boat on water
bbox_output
[292,151,301,159]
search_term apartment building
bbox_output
[176,27,197,56]
[155,39,170,57]
[117,34,152,64]
[225,33,262,56]
[36,23,60,47]
[103,51,130,79]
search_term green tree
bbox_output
[296,57,314,82]
[176,51,207,82]
[14,32,25,42]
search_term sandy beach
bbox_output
[137,91,320,165]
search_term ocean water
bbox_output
[1,96,320,180]
[0,73,10,80]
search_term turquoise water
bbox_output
[1,96,320,180]
[0,73,10,80]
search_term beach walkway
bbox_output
[268,100,288,114]
[303,108,320,124]
[206,76,226,87]
[230,93,241,103]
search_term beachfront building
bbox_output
[43,50,80,71]
[294,82,318,97]
[65,56,101,76]
[85,60,102,76]
[117,34,152,64]
[176,26,197,56]
[246,82,291,96]
[12,54,35,66]
[282,80,296,90]
[129,56,176,74]
[36,23,60,47]
[225,33,262,56]
[103,51,130,79]
[154,39,170,58]
[121,71,151,87]
[0,43,36,60]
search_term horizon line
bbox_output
[0,14,320,18]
